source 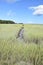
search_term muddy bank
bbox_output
[16,25,24,40]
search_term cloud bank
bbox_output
[29,5,43,15]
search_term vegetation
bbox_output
[24,24,43,44]
[0,20,15,24]
[0,42,43,65]
[0,24,43,65]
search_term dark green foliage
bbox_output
[0,20,15,24]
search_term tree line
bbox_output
[0,20,15,24]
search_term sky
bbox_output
[0,0,43,24]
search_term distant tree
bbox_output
[0,20,15,24]
[18,23,23,24]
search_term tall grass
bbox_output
[0,24,43,43]
[24,24,43,43]
[0,24,43,65]
[0,42,43,65]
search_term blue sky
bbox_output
[0,0,43,24]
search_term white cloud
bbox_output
[7,10,12,16]
[28,21,35,24]
[7,10,15,17]
[29,5,43,15]
[24,21,34,24]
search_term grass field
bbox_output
[0,24,43,65]
[24,24,43,44]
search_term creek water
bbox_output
[16,26,24,40]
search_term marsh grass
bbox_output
[0,24,43,65]
[24,24,43,44]
[0,42,43,65]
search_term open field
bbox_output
[0,24,43,65]
[0,24,43,44]
[24,24,43,44]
